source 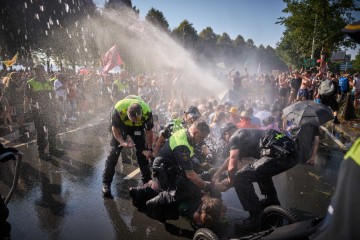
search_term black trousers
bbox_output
[234,154,297,214]
[102,132,151,185]
[32,110,57,153]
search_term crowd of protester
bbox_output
[0,64,358,164]
[0,62,359,233]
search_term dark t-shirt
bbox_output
[229,128,266,159]
[290,77,302,91]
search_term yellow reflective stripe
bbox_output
[344,138,360,166]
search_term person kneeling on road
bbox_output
[129,120,225,228]
[212,124,297,229]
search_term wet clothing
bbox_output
[103,96,154,184]
[24,78,58,153]
[229,129,297,214]
[143,128,202,222]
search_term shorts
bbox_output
[297,88,309,98]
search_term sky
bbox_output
[94,0,360,59]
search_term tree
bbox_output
[145,8,169,33]
[276,0,360,66]
[172,20,198,49]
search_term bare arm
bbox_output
[185,170,207,190]
[152,134,165,157]
[306,135,319,165]
[212,157,229,181]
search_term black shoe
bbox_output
[49,148,66,157]
[333,117,340,124]
[259,199,280,209]
[102,184,112,198]
[39,152,52,161]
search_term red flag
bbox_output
[102,45,123,72]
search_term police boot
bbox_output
[102,183,113,199]
[49,148,66,158]
[38,150,51,161]
[260,198,281,210]
[235,210,261,232]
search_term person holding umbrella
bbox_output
[282,101,334,165]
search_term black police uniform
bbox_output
[229,128,297,217]
[24,78,59,157]
[130,129,202,222]
[103,97,154,189]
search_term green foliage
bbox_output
[145,8,169,33]
[276,0,359,66]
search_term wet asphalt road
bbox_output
[0,114,346,239]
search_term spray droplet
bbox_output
[49,92,52,99]
[40,5,44,11]
[25,34,27,40]
[65,3,69,12]
[56,19,59,25]
[24,2,27,8]
[45,30,48,35]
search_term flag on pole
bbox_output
[102,45,123,73]
[2,53,18,67]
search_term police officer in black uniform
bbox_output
[102,95,154,198]
[213,125,297,228]
[24,65,65,160]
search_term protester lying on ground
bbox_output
[129,180,227,229]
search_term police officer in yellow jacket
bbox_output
[24,65,65,160]
[102,95,154,198]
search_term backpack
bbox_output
[338,77,349,92]
[318,79,335,97]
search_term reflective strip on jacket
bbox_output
[114,97,151,127]
[169,128,195,157]
[27,78,53,92]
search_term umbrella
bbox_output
[218,89,241,103]
[341,20,360,44]
[282,101,333,126]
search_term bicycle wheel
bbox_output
[259,205,298,230]
[193,228,219,240]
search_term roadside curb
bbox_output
[0,122,35,144]
[324,121,360,145]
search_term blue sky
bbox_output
[94,0,359,58]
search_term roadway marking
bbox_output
[320,126,348,151]
[124,168,140,180]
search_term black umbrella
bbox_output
[342,20,360,44]
[282,101,333,126]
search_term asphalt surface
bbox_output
[0,113,347,239]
